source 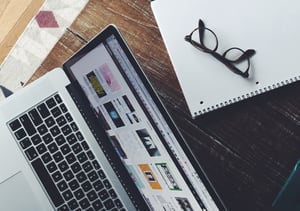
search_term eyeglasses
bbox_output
[184,19,256,78]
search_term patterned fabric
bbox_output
[0,0,88,100]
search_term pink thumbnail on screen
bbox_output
[99,63,121,92]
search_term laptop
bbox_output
[0,25,226,210]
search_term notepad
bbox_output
[151,0,300,118]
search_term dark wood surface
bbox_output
[29,0,300,210]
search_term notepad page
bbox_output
[152,0,300,118]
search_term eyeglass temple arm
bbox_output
[211,51,253,78]
[198,19,206,46]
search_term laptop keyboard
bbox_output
[8,93,125,211]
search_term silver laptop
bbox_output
[0,25,226,211]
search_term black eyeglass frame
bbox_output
[185,19,256,78]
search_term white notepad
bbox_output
[151,0,300,118]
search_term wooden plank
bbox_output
[0,0,44,63]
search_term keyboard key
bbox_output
[61,144,71,155]
[83,161,93,173]
[70,122,78,132]
[66,134,77,145]
[77,152,88,163]
[87,171,98,182]
[61,125,72,136]
[45,116,55,128]
[56,116,67,127]
[92,160,100,169]
[25,147,38,161]
[20,137,31,149]
[41,152,52,164]
[54,94,62,104]
[92,199,103,210]
[53,151,64,163]
[76,132,84,141]
[31,134,42,145]
[57,180,68,192]
[32,158,64,207]
[51,107,62,118]
[63,170,74,181]
[28,108,43,126]
[87,151,95,160]
[76,171,87,183]
[103,199,115,210]
[47,161,58,173]
[42,133,53,144]
[20,114,36,136]
[72,143,83,154]
[9,119,21,131]
[57,204,69,211]
[46,98,56,109]
[87,190,98,202]
[62,189,73,201]
[66,153,76,164]
[74,188,85,200]
[37,103,50,119]
[68,199,79,210]
[69,179,80,191]
[15,128,26,140]
[98,189,109,201]
[81,141,89,150]
[60,104,68,113]
[48,142,59,154]
[82,180,92,192]
[36,143,47,154]
[52,171,63,182]
[109,189,117,199]
[37,124,48,136]
[65,113,73,122]
[55,135,66,146]
[58,160,69,172]
[79,198,90,209]
[93,180,104,191]
[50,126,60,137]
[103,179,112,189]
[97,169,106,179]
[114,199,123,209]
[71,162,82,174]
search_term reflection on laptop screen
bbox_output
[69,34,219,210]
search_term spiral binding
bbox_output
[194,75,300,117]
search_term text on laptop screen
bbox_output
[69,34,219,211]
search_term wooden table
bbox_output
[29,0,300,210]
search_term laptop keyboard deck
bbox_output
[8,93,125,211]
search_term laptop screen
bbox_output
[64,25,222,211]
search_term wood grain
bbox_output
[0,0,44,63]
[29,0,300,210]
